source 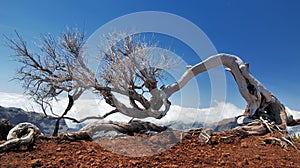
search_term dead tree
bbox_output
[162,53,300,137]
[94,32,178,119]
[6,30,176,136]
[7,28,300,139]
[6,29,87,136]
[71,53,300,141]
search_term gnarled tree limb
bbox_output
[0,123,43,152]
[74,53,300,138]
[66,120,168,139]
[163,53,299,132]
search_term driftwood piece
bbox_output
[0,122,43,152]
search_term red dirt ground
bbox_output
[0,130,300,168]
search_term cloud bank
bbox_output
[1,92,300,131]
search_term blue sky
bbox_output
[1,0,300,111]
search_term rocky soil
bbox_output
[0,130,300,168]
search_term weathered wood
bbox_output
[163,53,300,134]
[79,120,168,137]
[3,53,299,146]
[0,122,43,152]
[73,54,300,138]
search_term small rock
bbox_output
[88,148,95,153]
[240,141,248,148]
[129,160,139,166]
[56,147,62,152]
[222,153,230,157]
[219,161,226,166]
[236,161,243,167]
[58,158,64,163]
[31,159,43,167]
[78,155,84,160]
[46,161,53,167]
[91,162,100,167]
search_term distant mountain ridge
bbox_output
[0,105,69,136]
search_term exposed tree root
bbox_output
[201,118,298,149]
[0,123,43,152]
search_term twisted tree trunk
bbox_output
[4,54,296,143]
[74,54,299,137]
[163,53,299,131]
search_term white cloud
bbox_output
[0,91,132,128]
[0,92,38,111]
[1,92,300,131]
[145,101,243,126]
[0,92,243,128]
[286,107,300,119]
